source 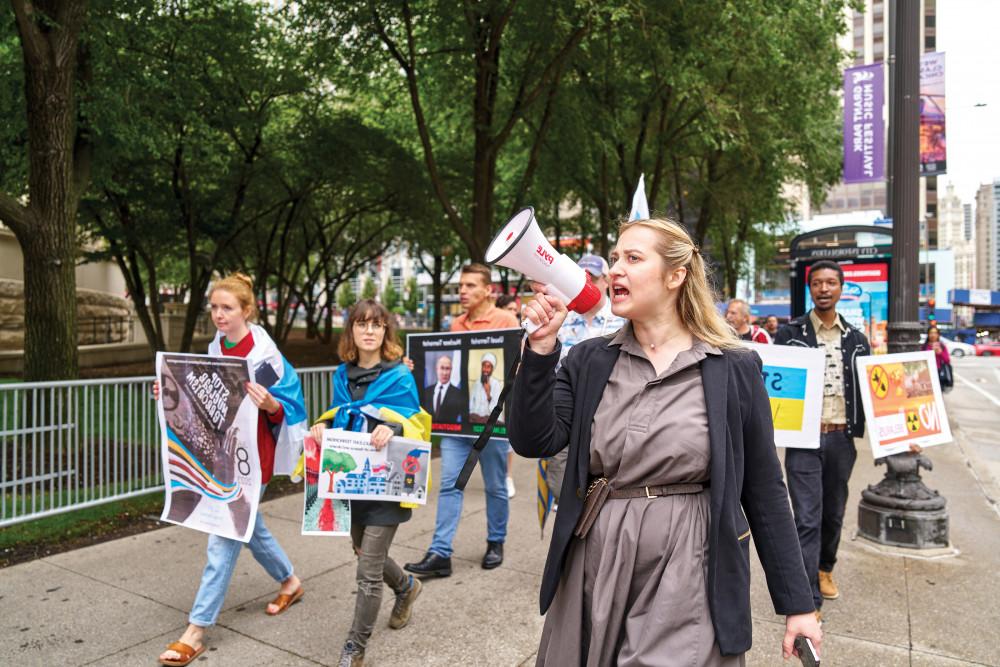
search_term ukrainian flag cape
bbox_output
[209,323,308,477]
[316,362,432,508]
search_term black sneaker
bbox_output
[482,541,503,569]
[338,640,364,667]
[389,575,422,629]
[403,552,452,577]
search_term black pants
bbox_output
[784,429,857,609]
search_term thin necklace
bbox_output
[638,328,686,350]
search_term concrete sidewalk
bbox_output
[2,407,998,666]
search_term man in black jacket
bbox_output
[774,260,871,614]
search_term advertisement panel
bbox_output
[920,52,947,176]
[843,63,885,183]
[806,262,889,354]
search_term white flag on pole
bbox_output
[629,174,649,220]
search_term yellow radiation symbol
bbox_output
[906,411,920,432]
[870,365,889,399]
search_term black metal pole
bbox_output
[858,0,949,551]
[886,0,922,352]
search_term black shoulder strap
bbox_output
[455,329,528,491]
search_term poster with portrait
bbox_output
[157,352,261,542]
[317,430,431,504]
[407,328,522,438]
[856,351,952,458]
[301,435,351,536]
[745,343,825,449]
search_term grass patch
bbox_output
[0,475,303,568]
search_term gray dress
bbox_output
[536,326,745,667]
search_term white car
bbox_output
[942,337,975,358]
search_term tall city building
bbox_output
[974,181,1000,291]
[938,183,974,290]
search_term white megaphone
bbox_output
[485,207,602,333]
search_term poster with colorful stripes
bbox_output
[157,352,262,542]
[745,343,825,448]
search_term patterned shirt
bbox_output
[557,299,627,369]
[810,309,846,424]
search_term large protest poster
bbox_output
[745,343,825,449]
[407,329,522,438]
[157,352,261,542]
[856,351,952,458]
[317,430,431,504]
[301,435,351,536]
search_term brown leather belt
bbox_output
[574,478,709,539]
[607,481,709,499]
[820,423,847,433]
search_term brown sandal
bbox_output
[159,641,205,666]
[266,586,304,615]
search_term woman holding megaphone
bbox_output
[509,218,820,665]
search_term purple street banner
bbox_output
[843,63,885,184]
[920,52,947,176]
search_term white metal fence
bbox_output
[0,365,338,527]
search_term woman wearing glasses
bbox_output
[310,300,431,667]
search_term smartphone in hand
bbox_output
[794,635,820,667]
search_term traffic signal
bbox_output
[928,298,936,322]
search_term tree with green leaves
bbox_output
[0,1,90,380]
[304,0,606,261]
[382,279,400,313]
[403,276,420,316]
[361,278,377,301]
[336,281,357,312]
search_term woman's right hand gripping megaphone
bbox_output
[522,282,569,356]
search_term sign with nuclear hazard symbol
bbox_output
[855,350,952,458]
[870,365,889,399]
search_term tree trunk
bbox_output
[2,0,91,380]
[431,254,444,332]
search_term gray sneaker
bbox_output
[338,640,365,667]
[389,575,422,629]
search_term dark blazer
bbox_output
[773,312,871,438]
[422,382,463,423]
[508,336,815,656]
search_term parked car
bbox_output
[974,340,1000,357]
[942,337,976,358]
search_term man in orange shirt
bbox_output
[406,264,518,577]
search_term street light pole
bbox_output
[886,0,921,351]
[858,0,949,550]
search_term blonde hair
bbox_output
[617,218,740,350]
[209,272,258,322]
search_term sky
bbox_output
[936,1,1000,204]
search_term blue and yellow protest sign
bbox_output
[745,343,825,448]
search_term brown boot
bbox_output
[389,575,422,629]
[818,570,840,600]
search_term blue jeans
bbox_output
[428,436,509,558]
[189,493,294,626]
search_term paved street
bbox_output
[1,361,999,666]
